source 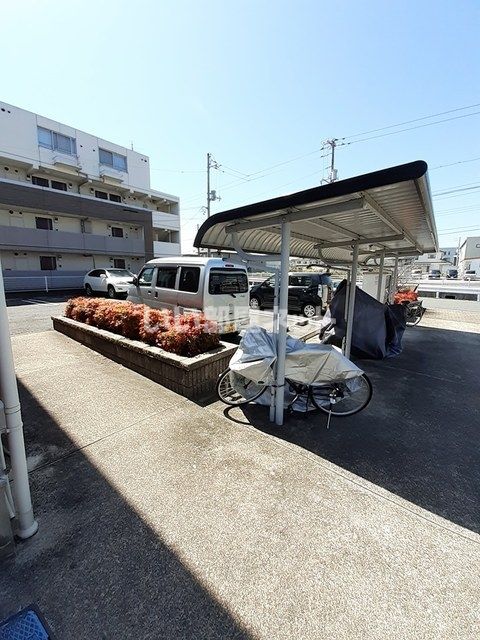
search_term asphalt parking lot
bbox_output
[3,294,480,638]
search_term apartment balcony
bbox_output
[52,153,82,170]
[152,211,180,231]
[0,225,145,256]
[99,167,126,183]
[153,240,181,257]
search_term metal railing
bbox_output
[3,274,84,293]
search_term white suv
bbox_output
[83,268,135,298]
[464,270,477,281]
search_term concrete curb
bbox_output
[52,315,237,400]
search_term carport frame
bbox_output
[195,161,437,425]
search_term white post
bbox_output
[275,220,291,426]
[0,258,38,539]
[377,251,385,302]
[344,242,359,360]
[391,254,399,303]
[44,276,49,293]
[269,269,280,423]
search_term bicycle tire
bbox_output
[310,373,373,417]
[216,368,268,406]
[406,313,422,327]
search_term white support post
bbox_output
[274,221,291,426]
[0,259,38,539]
[269,269,280,422]
[377,251,385,302]
[344,242,359,360]
[44,276,49,293]
[391,254,399,303]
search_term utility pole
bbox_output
[323,139,339,183]
[206,153,221,255]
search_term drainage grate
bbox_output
[0,606,55,640]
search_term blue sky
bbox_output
[2,0,479,252]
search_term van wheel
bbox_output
[249,296,261,310]
[107,285,116,299]
[302,303,316,318]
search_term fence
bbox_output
[2,273,84,293]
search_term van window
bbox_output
[209,269,248,294]
[289,275,312,287]
[179,267,200,293]
[138,267,155,286]
[156,267,177,289]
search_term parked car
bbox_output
[249,272,333,317]
[464,270,477,281]
[84,268,135,298]
[427,269,441,279]
[411,268,423,278]
[446,269,458,279]
[128,257,250,334]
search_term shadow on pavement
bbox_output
[1,381,252,640]
[223,325,480,533]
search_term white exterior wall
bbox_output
[1,250,143,273]
[0,207,144,239]
[0,101,181,272]
[0,104,151,191]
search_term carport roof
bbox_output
[194,160,438,264]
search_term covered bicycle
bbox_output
[217,326,372,422]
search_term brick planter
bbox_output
[52,316,237,401]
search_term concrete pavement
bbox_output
[1,320,479,638]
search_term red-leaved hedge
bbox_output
[64,298,220,357]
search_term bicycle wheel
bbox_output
[406,312,422,327]
[310,373,372,416]
[216,368,268,406]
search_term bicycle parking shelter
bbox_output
[194,160,438,426]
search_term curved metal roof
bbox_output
[194,161,438,264]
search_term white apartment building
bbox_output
[0,101,180,291]
[458,236,480,275]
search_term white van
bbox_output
[127,257,250,334]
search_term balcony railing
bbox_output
[0,225,145,255]
[152,211,180,231]
[153,240,181,257]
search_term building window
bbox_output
[94,190,122,203]
[32,176,49,187]
[35,217,53,230]
[40,256,57,270]
[113,258,126,269]
[99,149,127,172]
[51,180,67,191]
[37,127,76,155]
[111,226,124,238]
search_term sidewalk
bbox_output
[1,328,479,639]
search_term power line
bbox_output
[430,156,480,171]
[342,102,480,140]
[432,181,480,196]
[341,110,480,147]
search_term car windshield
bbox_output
[107,269,133,277]
[209,269,248,294]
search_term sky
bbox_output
[1,0,479,253]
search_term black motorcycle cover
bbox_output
[320,280,407,359]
